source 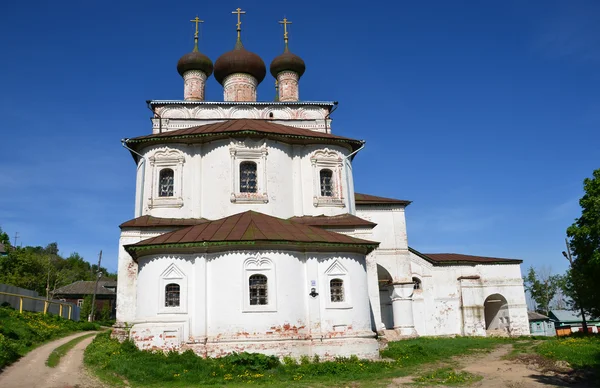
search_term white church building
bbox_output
[114,13,529,360]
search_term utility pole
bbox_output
[89,250,102,322]
[562,238,588,334]
[13,232,19,247]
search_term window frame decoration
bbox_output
[311,149,345,207]
[242,256,276,312]
[158,263,187,314]
[324,260,352,309]
[230,139,269,204]
[149,148,185,209]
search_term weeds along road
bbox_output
[0,331,106,388]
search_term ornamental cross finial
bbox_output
[190,16,204,39]
[278,17,292,45]
[232,8,246,39]
[190,16,204,52]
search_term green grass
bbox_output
[46,332,97,368]
[413,367,482,386]
[536,335,600,370]
[380,336,509,368]
[84,333,514,387]
[0,306,99,369]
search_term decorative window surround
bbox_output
[149,149,185,209]
[243,257,276,312]
[158,263,187,314]
[311,149,345,208]
[230,139,269,204]
[324,260,352,309]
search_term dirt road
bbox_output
[391,343,594,388]
[0,331,106,388]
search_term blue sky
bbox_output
[0,0,598,274]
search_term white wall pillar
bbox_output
[390,282,416,335]
[183,70,207,101]
[223,73,258,102]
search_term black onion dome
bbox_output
[177,48,214,77]
[214,40,266,85]
[270,48,306,78]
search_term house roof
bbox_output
[0,243,6,254]
[53,279,117,296]
[528,311,550,321]
[409,247,522,265]
[120,215,210,228]
[288,214,376,228]
[549,309,597,323]
[354,193,411,206]
[124,119,364,155]
[125,210,379,260]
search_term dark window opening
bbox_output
[320,169,333,197]
[165,283,180,307]
[159,168,174,197]
[330,278,344,302]
[249,274,268,305]
[413,277,422,290]
[240,162,258,193]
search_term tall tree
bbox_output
[0,227,9,246]
[566,168,600,319]
[523,266,563,316]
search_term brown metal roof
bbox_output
[355,193,411,206]
[53,279,117,296]
[423,253,521,264]
[120,215,210,228]
[126,119,364,153]
[288,214,376,228]
[409,247,522,265]
[126,211,378,259]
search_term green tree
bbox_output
[0,227,10,246]
[100,303,111,322]
[80,295,93,322]
[523,266,563,316]
[566,168,600,319]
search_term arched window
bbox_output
[413,277,422,290]
[159,168,174,197]
[249,274,268,305]
[320,169,333,197]
[165,283,180,307]
[240,162,258,193]
[330,278,344,302]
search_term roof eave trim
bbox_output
[147,100,337,107]
[126,240,379,261]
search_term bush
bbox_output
[85,332,395,386]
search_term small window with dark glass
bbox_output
[413,277,422,290]
[320,169,333,197]
[240,162,258,193]
[249,274,268,305]
[330,278,344,302]
[165,283,180,307]
[159,168,174,197]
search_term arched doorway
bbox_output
[377,265,393,329]
[484,294,509,331]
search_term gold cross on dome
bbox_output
[190,16,204,39]
[232,8,246,38]
[278,17,292,42]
